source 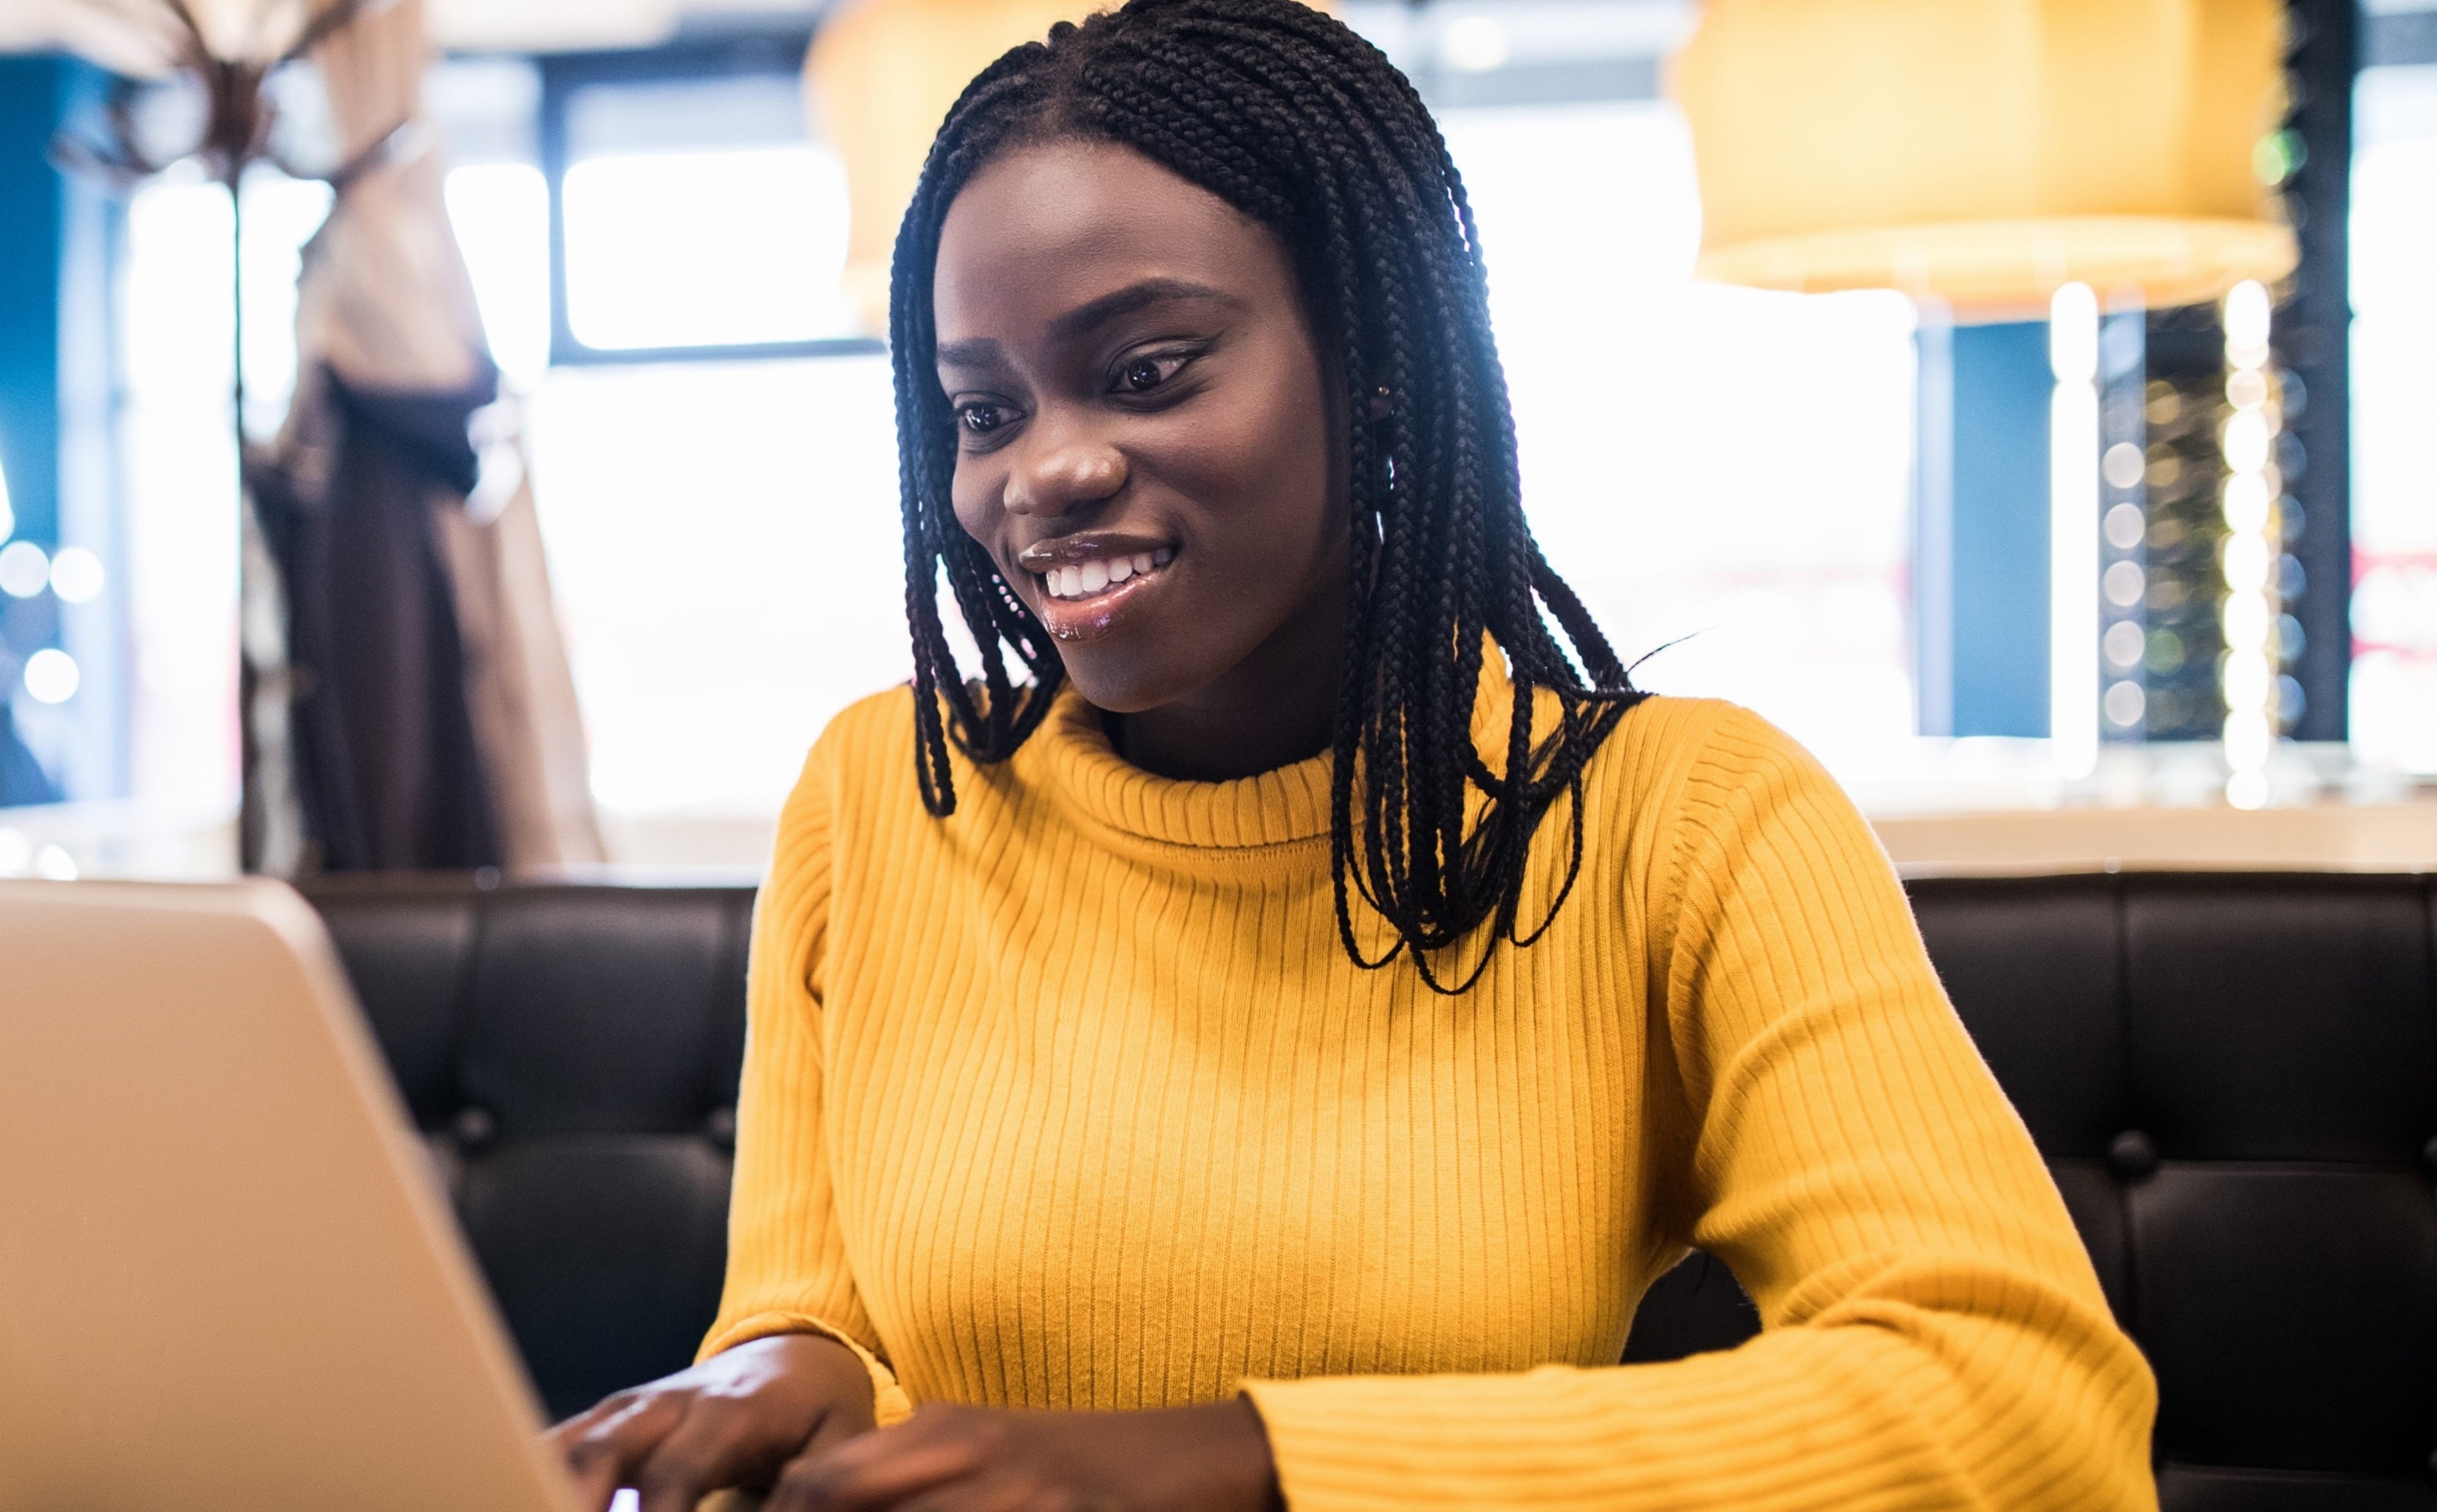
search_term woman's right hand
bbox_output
[548,1332,880,1512]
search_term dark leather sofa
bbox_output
[301,872,2437,1510]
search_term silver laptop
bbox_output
[0,879,582,1512]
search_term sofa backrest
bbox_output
[306,878,753,1420]
[304,873,2437,1508]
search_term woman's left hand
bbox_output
[754,1395,1283,1511]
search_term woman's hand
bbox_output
[548,1332,879,1512]
[754,1396,1282,1512]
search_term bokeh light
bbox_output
[48,546,105,605]
[23,648,80,706]
[0,539,51,599]
[1439,15,1513,72]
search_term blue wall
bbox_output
[0,55,73,549]
[1947,321,2052,739]
[0,54,120,805]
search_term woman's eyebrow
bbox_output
[1046,277,1242,340]
[937,337,1006,370]
[936,279,1241,371]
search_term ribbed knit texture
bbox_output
[703,677,2158,1509]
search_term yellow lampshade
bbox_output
[1673,0,2298,318]
[806,0,1097,332]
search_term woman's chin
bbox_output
[1061,657,1201,720]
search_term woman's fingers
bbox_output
[890,1480,1062,1512]
[794,1395,879,1465]
[551,1390,690,1511]
[630,1414,735,1512]
[627,1390,836,1512]
[545,1338,885,1512]
[762,1405,995,1511]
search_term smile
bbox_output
[1039,547,1174,602]
[1014,538,1181,643]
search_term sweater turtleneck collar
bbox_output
[1018,649,1548,853]
[1024,685,1337,850]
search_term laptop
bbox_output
[0,878,585,1512]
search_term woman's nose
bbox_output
[1002,417,1127,517]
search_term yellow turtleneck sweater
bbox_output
[701,680,2158,1509]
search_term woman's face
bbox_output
[933,141,1347,721]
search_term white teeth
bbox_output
[1039,550,1174,600]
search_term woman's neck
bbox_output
[1102,583,1346,783]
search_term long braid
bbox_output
[890,0,1646,992]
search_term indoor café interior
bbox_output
[1,0,2433,1508]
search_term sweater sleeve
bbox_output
[1242,705,2157,1509]
[697,740,914,1427]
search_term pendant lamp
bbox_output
[1672,0,2297,318]
[805,0,1097,332]
[808,0,1334,332]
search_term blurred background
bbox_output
[0,0,2431,878]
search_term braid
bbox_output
[889,0,1646,992]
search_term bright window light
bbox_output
[2047,282,2100,780]
[120,171,263,811]
[562,146,856,350]
[531,354,905,813]
[1443,101,1918,775]
[445,163,553,389]
[2350,64,2437,772]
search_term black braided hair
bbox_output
[890,0,1648,992]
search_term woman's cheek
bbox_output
[949,466,997,546]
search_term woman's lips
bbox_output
[1022,546,1178,643]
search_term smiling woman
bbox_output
[935,156,1348,776]
[546,1,2158,1508]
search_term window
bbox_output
[2350,58,2437,773]
[536,36,874,363]
[119,167,333,819]
[433,47,914,833]
[1437,98,1919,776]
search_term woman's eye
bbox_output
[957,403,1006,435]
[1113,352,1189,395]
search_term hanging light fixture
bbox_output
[1672,0,2296,318]
[807,0,1334,333]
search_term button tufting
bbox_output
[705,1106,738,1151]
[451,1105,499,1152]
[2423,1134,2437,1181]
[2108,1130,2158,1179]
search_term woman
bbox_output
[552,0,2158,1505]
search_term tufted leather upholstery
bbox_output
[303,872,2437,1506]
[305,877,754,1421]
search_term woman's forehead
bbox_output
[932,141,1291,344]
